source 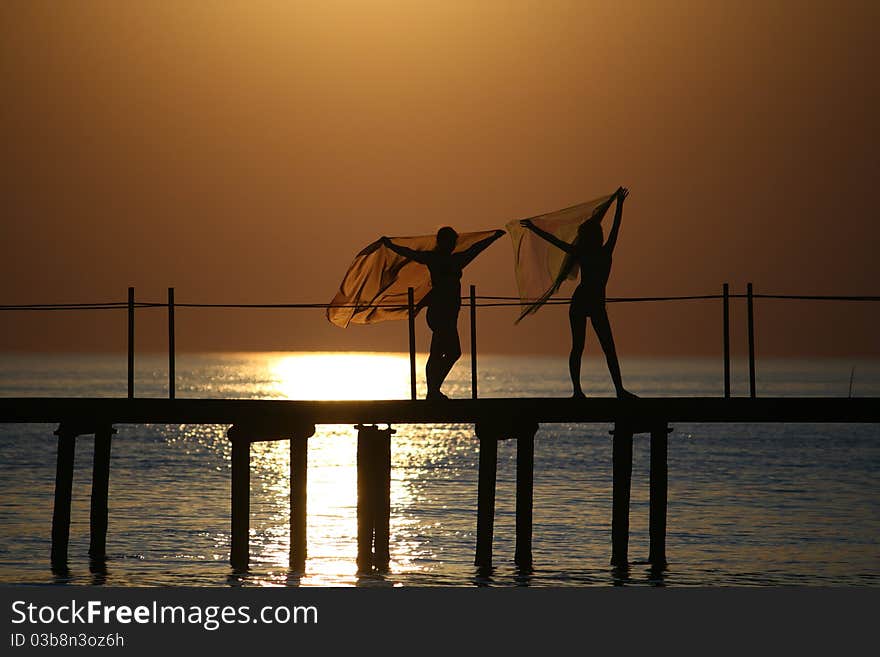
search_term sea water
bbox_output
[0,353,878,587]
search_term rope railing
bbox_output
[751,294,880,301]
[1,285,877,401]
[3,293,879,311]
[0,302,133,311]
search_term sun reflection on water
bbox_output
[244,352,452,586]
[270,352,410,400]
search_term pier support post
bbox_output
[356,430,374,572]
[51,427,77,567]
[375,428,392,571]
[611,424,633,568]
[228,422,315,574]
[474,424,499,570]
[89,425,116,561]
[229,432,251,572]
[289,425,315,573]
[649,425,670,568]
[356,424,394,573]
[515,422,538,570]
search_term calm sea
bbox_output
[0,353,878,587]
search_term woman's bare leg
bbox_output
[426,330,444,397]
[569,306,587,398]
[591,307,636,398]
[427,324,460,398]
[435,327,461,393]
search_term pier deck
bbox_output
[2,396,878,427]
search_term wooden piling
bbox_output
[127,287,134,399]
[649,425,669,567]
[356,424,394,572]
[230,435,250,571]
[88,425,115,561]
[515,424,537,570]
[470,284,478,399]
[356,426,376,572]
[611,424,633,568]
[167,287,175,400]
[407,287,417,400]
[289,435,309,572]
[374,428,392,571]
[51,428,76,566]
[722,283,730,398]
[747,282,756,398]
[474,426,498,569]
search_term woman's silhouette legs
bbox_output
[436,329,461,387]
[569,302,635,399]
[427,322,461,399]
[568,307,587,398]
[591,308,635,398]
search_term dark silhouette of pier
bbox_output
[1,395,878,575]
[1,284,879,576]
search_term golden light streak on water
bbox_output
[247,352,432,586]
[270,352,410,400]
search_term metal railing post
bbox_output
[723,283,730,398]
[127,287,134,399]
[747,282,756,398]
[470,285,478,399]
[407,287,416,400]
[168,287,175,399]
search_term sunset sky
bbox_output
[2,0,877,356]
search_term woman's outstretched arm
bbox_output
[458,229,506,267]
[381,237,430,264]
[604,187,628,253]
[519,219,575,254]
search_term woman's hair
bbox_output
[577,221,604,248]
[436,226,458,250]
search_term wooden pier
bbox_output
[1,396,878,575]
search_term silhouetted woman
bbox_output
[520,187,635,399]
[382,227,504,400]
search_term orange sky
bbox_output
[1,0,878,356]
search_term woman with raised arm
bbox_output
[520,187,636,399]
[381,227,505,400]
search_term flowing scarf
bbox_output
[327,230,498,327]
[505,195,614,322]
